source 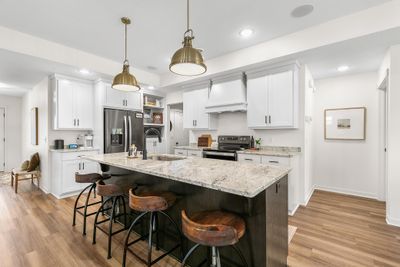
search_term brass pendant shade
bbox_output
[169,0,207,76]
[112,17,140,92]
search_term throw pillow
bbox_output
[27,153,40,172]
[20,160,30,171]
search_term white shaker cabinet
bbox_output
[183,88,217,130]
[50,150,100,199]
[105,84,142,110]
[247,64,299,129]
[52,76,94,130]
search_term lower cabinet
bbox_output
[238,153,299,215]
[51,150,100,199]
[174,149,188,156]
[174,149,202,157]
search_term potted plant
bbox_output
[255,138,262,150]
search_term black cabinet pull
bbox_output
[275,182,281,194]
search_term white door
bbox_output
[247,76,268,128]
[62,160,83,193]
[81,159,99,174]
[57,80,75,129]
[169,108,189,153]
[126,91,142,110]
[183,91,196,128]
[268,70,294,127]
[194,88,210,129]
[106,84,126,108]
[74,82,93,129]
[0,108,4,171]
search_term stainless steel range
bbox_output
[203,135,251,161]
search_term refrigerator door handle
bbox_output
[128,115,132,148]
[123,115,128,152]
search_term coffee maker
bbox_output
[84,134,94,148]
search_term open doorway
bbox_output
[167,103,189,154]
[0,108,4,172]
[378,70,389,202]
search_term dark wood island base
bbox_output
[102,166,288,267]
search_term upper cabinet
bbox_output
[183,87,217,130]
[52,76,94,130]
[247,64,299,129]
[105,84,142,110]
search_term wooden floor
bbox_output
[288,190,400,267]
[1,182,400,266]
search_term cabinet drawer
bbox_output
[174,149,188,156]
[261,156,290,167]
[237,154,261,163]
[61,150,99,161]
[187,150,202,157]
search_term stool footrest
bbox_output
[75,200,103,210]
[126,244,180,266]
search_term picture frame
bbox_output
[324,107,366,140]
[31,107,38,145]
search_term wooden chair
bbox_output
[11,168,40,193]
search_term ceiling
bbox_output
[0,0,391,75]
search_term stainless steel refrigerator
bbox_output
[104,108,144,154]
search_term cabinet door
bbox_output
[61,160,83,193]
[106,84,126,108]
[126,91,142,110]
[194,88,210,129]
[57,80,75,129]
[183,91,196,129]
[267,70,294,127]
[81,159,99,174]
[174,149,188,156]
[237,154,262,163]
[74,82,93,129]
[187,150,202,157]
[247,76,268,128]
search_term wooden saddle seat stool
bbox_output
[181,210,248,267]
[72,172,111,236]
[122,189,183,267]
[92,181,132,259]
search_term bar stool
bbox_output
[72,172,111,235]
[181,210,248,267]
[122,189,183,267]
[92,181,131,259]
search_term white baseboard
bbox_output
[314,185,378,200]
[39,185,49,194]
[386,216,400,227]
[301,185,316,207]
[289,204,299,216]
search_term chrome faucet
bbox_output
[143,128,162,160]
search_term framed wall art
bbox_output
[324,107,366,140]
[31,107,38,145]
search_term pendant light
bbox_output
[112,17,140,91]
[169,0,207,76]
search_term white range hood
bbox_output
[205,73,247,113]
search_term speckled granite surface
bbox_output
[174,146,210,151]
[237,146,301,158]
[83,152,290,198]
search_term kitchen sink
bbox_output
[148,155,186,161]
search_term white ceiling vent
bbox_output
[205,73,247,113]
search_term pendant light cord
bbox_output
[124,22,128,64]
[187,0,190,31]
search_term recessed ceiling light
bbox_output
[337,65,350,72]
[291,5,314,18]
[79,69,91,75]
[239,28,254,38]
[147,85,155,90]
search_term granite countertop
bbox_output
[83,152,290,198]
[236,149,298,158]
[49,147,100,153]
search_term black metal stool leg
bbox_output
[232,244,248,267]
[159,210,184,258]
[181,243,201,267]
[147,212,154,266]
[154,212,160,251]
[121,196,128,229]
[122,211,148,267]
[82,183,96,235]
[93,197,112,245]
[107,196,117,259]
[72,183,92,226]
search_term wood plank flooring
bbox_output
[1,182,400,266]
[288,190,400,267]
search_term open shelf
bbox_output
[143,105,164,109]
[144,123,164,127]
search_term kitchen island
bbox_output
[84,152,290,267]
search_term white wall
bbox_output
[0,95,22,171]
[21,77,50,192]
[313,72,380,199]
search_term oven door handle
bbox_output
[203,151,236,157]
